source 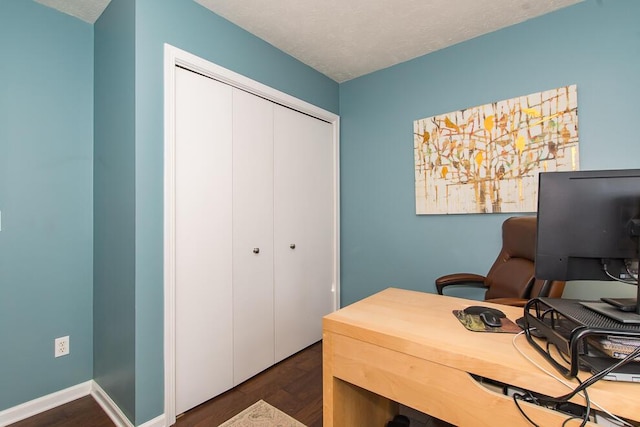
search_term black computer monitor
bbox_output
[535,169,640,317]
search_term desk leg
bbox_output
[323,333,397,427]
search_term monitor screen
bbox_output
[535,169,640,283]
[535,169,640,318]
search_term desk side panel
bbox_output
[323,332,397,427]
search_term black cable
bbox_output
[562,416,581,427]
[558,384,590,426]
[513,392,541,427]
[515,346,640,426]
[514,387,592,427]
[529,345,640,408]
[555,345,640,402]
[515,381,592,427]
[546,340,571,364]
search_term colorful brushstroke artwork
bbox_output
[414,85,579,215]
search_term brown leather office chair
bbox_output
[435,216,565,307]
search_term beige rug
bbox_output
[218,400,307,427]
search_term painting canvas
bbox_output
[414,85,579,215]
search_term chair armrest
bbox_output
[435,273,487,295]
[485,297,528,307]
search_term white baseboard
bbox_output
[91,381,135,427]
[90,381,166,427]
[0,381,92,427]
[0,381,166,427]
[138,414,167,427]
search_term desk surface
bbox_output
[323,288,639,425]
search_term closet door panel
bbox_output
[232,89,275,384]
[174,68,234,414]
[273,106,335,361]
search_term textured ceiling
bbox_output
[35,0,582,82]
[34,0,111,24]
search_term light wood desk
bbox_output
[323,288,640,426]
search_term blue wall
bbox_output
[5,0,640,423]
[0,0,337,422]
[94,0,137,422]
[0,0,94,411]
[339,0,640,306]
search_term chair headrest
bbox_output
[502,216,537,261]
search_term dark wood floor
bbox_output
[8,396,115,427]
[175,341,322,427]
[9,341,322,427]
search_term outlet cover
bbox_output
[55,336,69,357]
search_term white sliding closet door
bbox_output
[174,67,234,415]
[273,105,334,362]
[232,89,275,384]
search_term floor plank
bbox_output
[8,396,115,427]
[175,342,322,427]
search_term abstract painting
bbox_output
[414,85,578,215]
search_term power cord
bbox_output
[512,391,541,427]
[511,380,591,427]
[551,345,640,403]
[603,262,637,285]
[512,331,638,427]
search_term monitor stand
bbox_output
[580,301,640,324]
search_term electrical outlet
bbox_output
[55,336,69,358]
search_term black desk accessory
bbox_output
[523,297,640,379]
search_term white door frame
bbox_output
[163,44,340,425]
